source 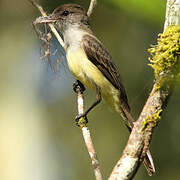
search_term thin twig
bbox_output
[76,87,103,180]
[87,0,97,17]
[108,0,180,179]
[29,0,65,49]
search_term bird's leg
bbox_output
[74,82,101,124]
[73,80,87,125]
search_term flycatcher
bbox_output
[45,4,155,175]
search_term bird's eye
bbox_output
[62,10,69,16]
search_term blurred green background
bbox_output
[0,0,180,180]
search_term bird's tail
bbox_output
[143,150,156,176]
[122,106,156,176]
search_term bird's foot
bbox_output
[73,80,86,93]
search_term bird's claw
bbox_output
[73,80,86,93]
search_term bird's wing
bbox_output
[82,34,130,111]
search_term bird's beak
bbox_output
[36,15,59,24]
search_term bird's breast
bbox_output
[66,46,121,113]
[66,46,106,90]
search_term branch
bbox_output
[109,0,180,179]
[87,0,97,17]
[75,84,103,180]
[164,0,180,30]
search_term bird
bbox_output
[46,3,155,175]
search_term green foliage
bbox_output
[148,25,180,79]
[101,0,166,25]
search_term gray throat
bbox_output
[63,24,93,49]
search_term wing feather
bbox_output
[82,34,130,111]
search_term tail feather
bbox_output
[143,150,155,176]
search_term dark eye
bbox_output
[62,10,69,16]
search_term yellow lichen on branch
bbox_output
[142,25,180,136]
[148,25,180,79]
[141,109,162,131]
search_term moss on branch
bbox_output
[141,109,162,131]
[141,25,180,131]
[148,25,180,79]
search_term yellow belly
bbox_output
[66,47,122,113]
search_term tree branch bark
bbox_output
[75,84,103,180]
